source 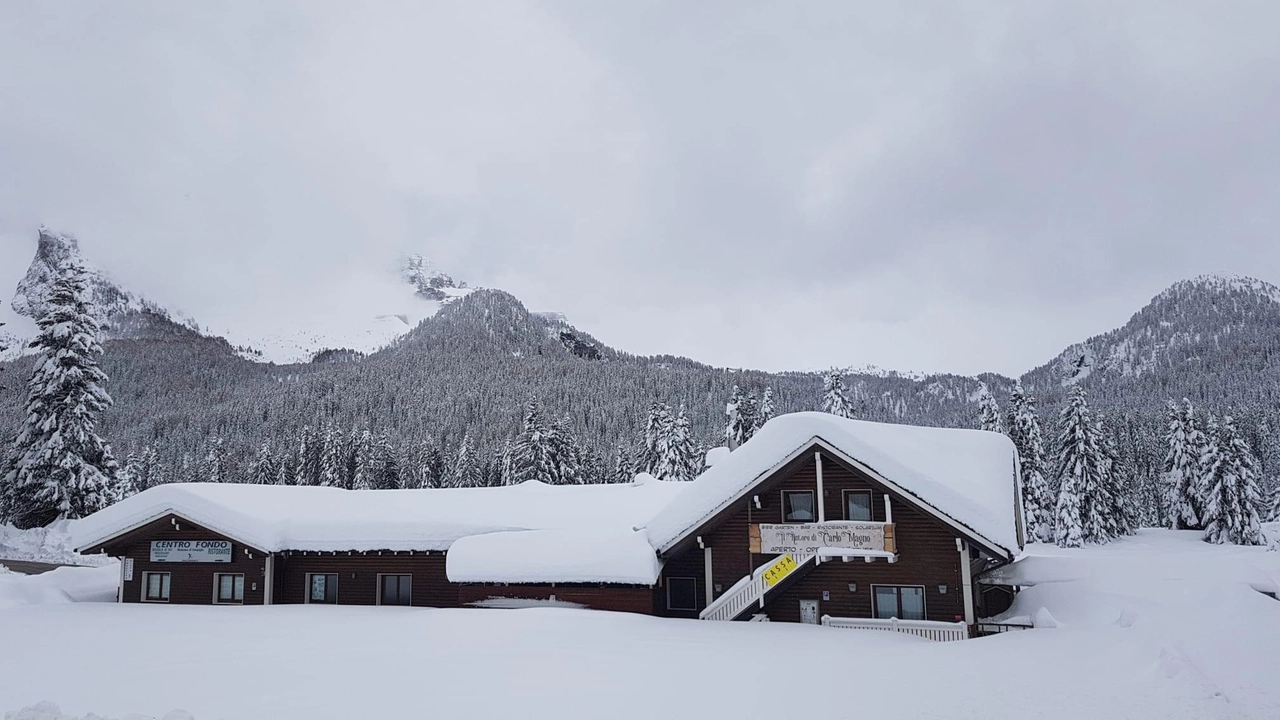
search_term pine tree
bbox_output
[295,425,321,486]
[977,383,1004,434]
[371,433,401,490]
[350,430,374,490]
[0,265,120,528]
[1007,382,1053,542]
[497,439,517,486]
[118,452,142,499]
[1053,386,1110,547]
[319,424,346,488]
[139,446,161,489]
[1201,414,1266,545]
[724,386,755,449]
[641,402,674,476]
[202,436,226,483]
[248,440,276,485]
[756,387,775,430]
[819,369,853,419]
[611,445,634,484]
[445,435,482,488]
[1166,399,1204,530]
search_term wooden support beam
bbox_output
[748,524,762,554]
[883,523,896,554]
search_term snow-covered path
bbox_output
[0,529,1276,720]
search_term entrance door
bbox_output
[799,600,820,625]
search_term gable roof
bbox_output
[73,479,687,555]
[644,412,1022,559]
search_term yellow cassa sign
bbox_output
[762,554,799,587]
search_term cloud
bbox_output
[2,0,1278,375]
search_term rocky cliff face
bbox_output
[10,227,199,343]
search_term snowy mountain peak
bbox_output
[8,227,199,346]
[1157,273,1280,305]
[402,254,470,302]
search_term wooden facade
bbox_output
[654,445,1003,626]
[87,514,268,606]
[83,442,1013,629]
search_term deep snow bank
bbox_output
[0,522,113,567]
[0,565,118,609]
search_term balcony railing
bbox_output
[820,615,969,642]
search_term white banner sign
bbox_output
[150,540,232,563]
[757,523,885,554]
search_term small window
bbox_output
[379,574,412,606]
[143,572,171,602]
[308,573,338,604]
[873,585,926,621]
[782,491,816,522]
[667,577,698,611]
[215,573,245,604]
[844,490,873,521]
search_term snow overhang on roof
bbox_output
[644,412,1022,559]
[446,528,662,585]
[72,479,688,555]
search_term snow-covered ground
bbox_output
[0,522,113,568]
[1,529,1277,719]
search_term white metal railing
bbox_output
[699,552,817,621]
[820,615,969,642]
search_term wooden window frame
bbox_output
[842,489,874,522]
[377,573,413,607]
[666,576,699,611]
[780,490,817,523]
[142,571,170,603]
[213,573,245,605]
[306,573,339,605]
[871,584,927,621]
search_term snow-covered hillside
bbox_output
[1032,273,1280,388]
[2,228,475,364]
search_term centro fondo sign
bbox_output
[755,522,887,555]
[150,540,232,563]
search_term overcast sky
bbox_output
[3,1,1279,376]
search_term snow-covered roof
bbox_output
[446,528,662,585]
[73,479,687,555]
[646,412,1022,558]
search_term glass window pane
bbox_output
[786,492,815,522]
[875,587,899,619]
[668,578,697,610]
[160,574,170,600]
[846,492,872,521]
[310,575,327,602]
[900,587,925,620]
[233,575,244,601]
[325,575,337,603]
[218,575,231,599]
[147,574,159,598]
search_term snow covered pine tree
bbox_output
[724,386,758,449]
[1053,386,1112,547]
[1006,382,1053,542]
[0,264,122,528]
[977,383,1004,434]
[1165,399,1206,530]
[1200,414,1266,545]
[820,369,853,419]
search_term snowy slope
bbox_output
[1029,273,1280,388]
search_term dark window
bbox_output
[873,585,926,621]
[380,574,412,606]
[783,491,816,522]
[143,572,170,602]
[308,573,338,604]
[667,577,698,611]
[215,573,244,604]
[845,490,873,521]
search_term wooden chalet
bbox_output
[75,413,1024,640]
